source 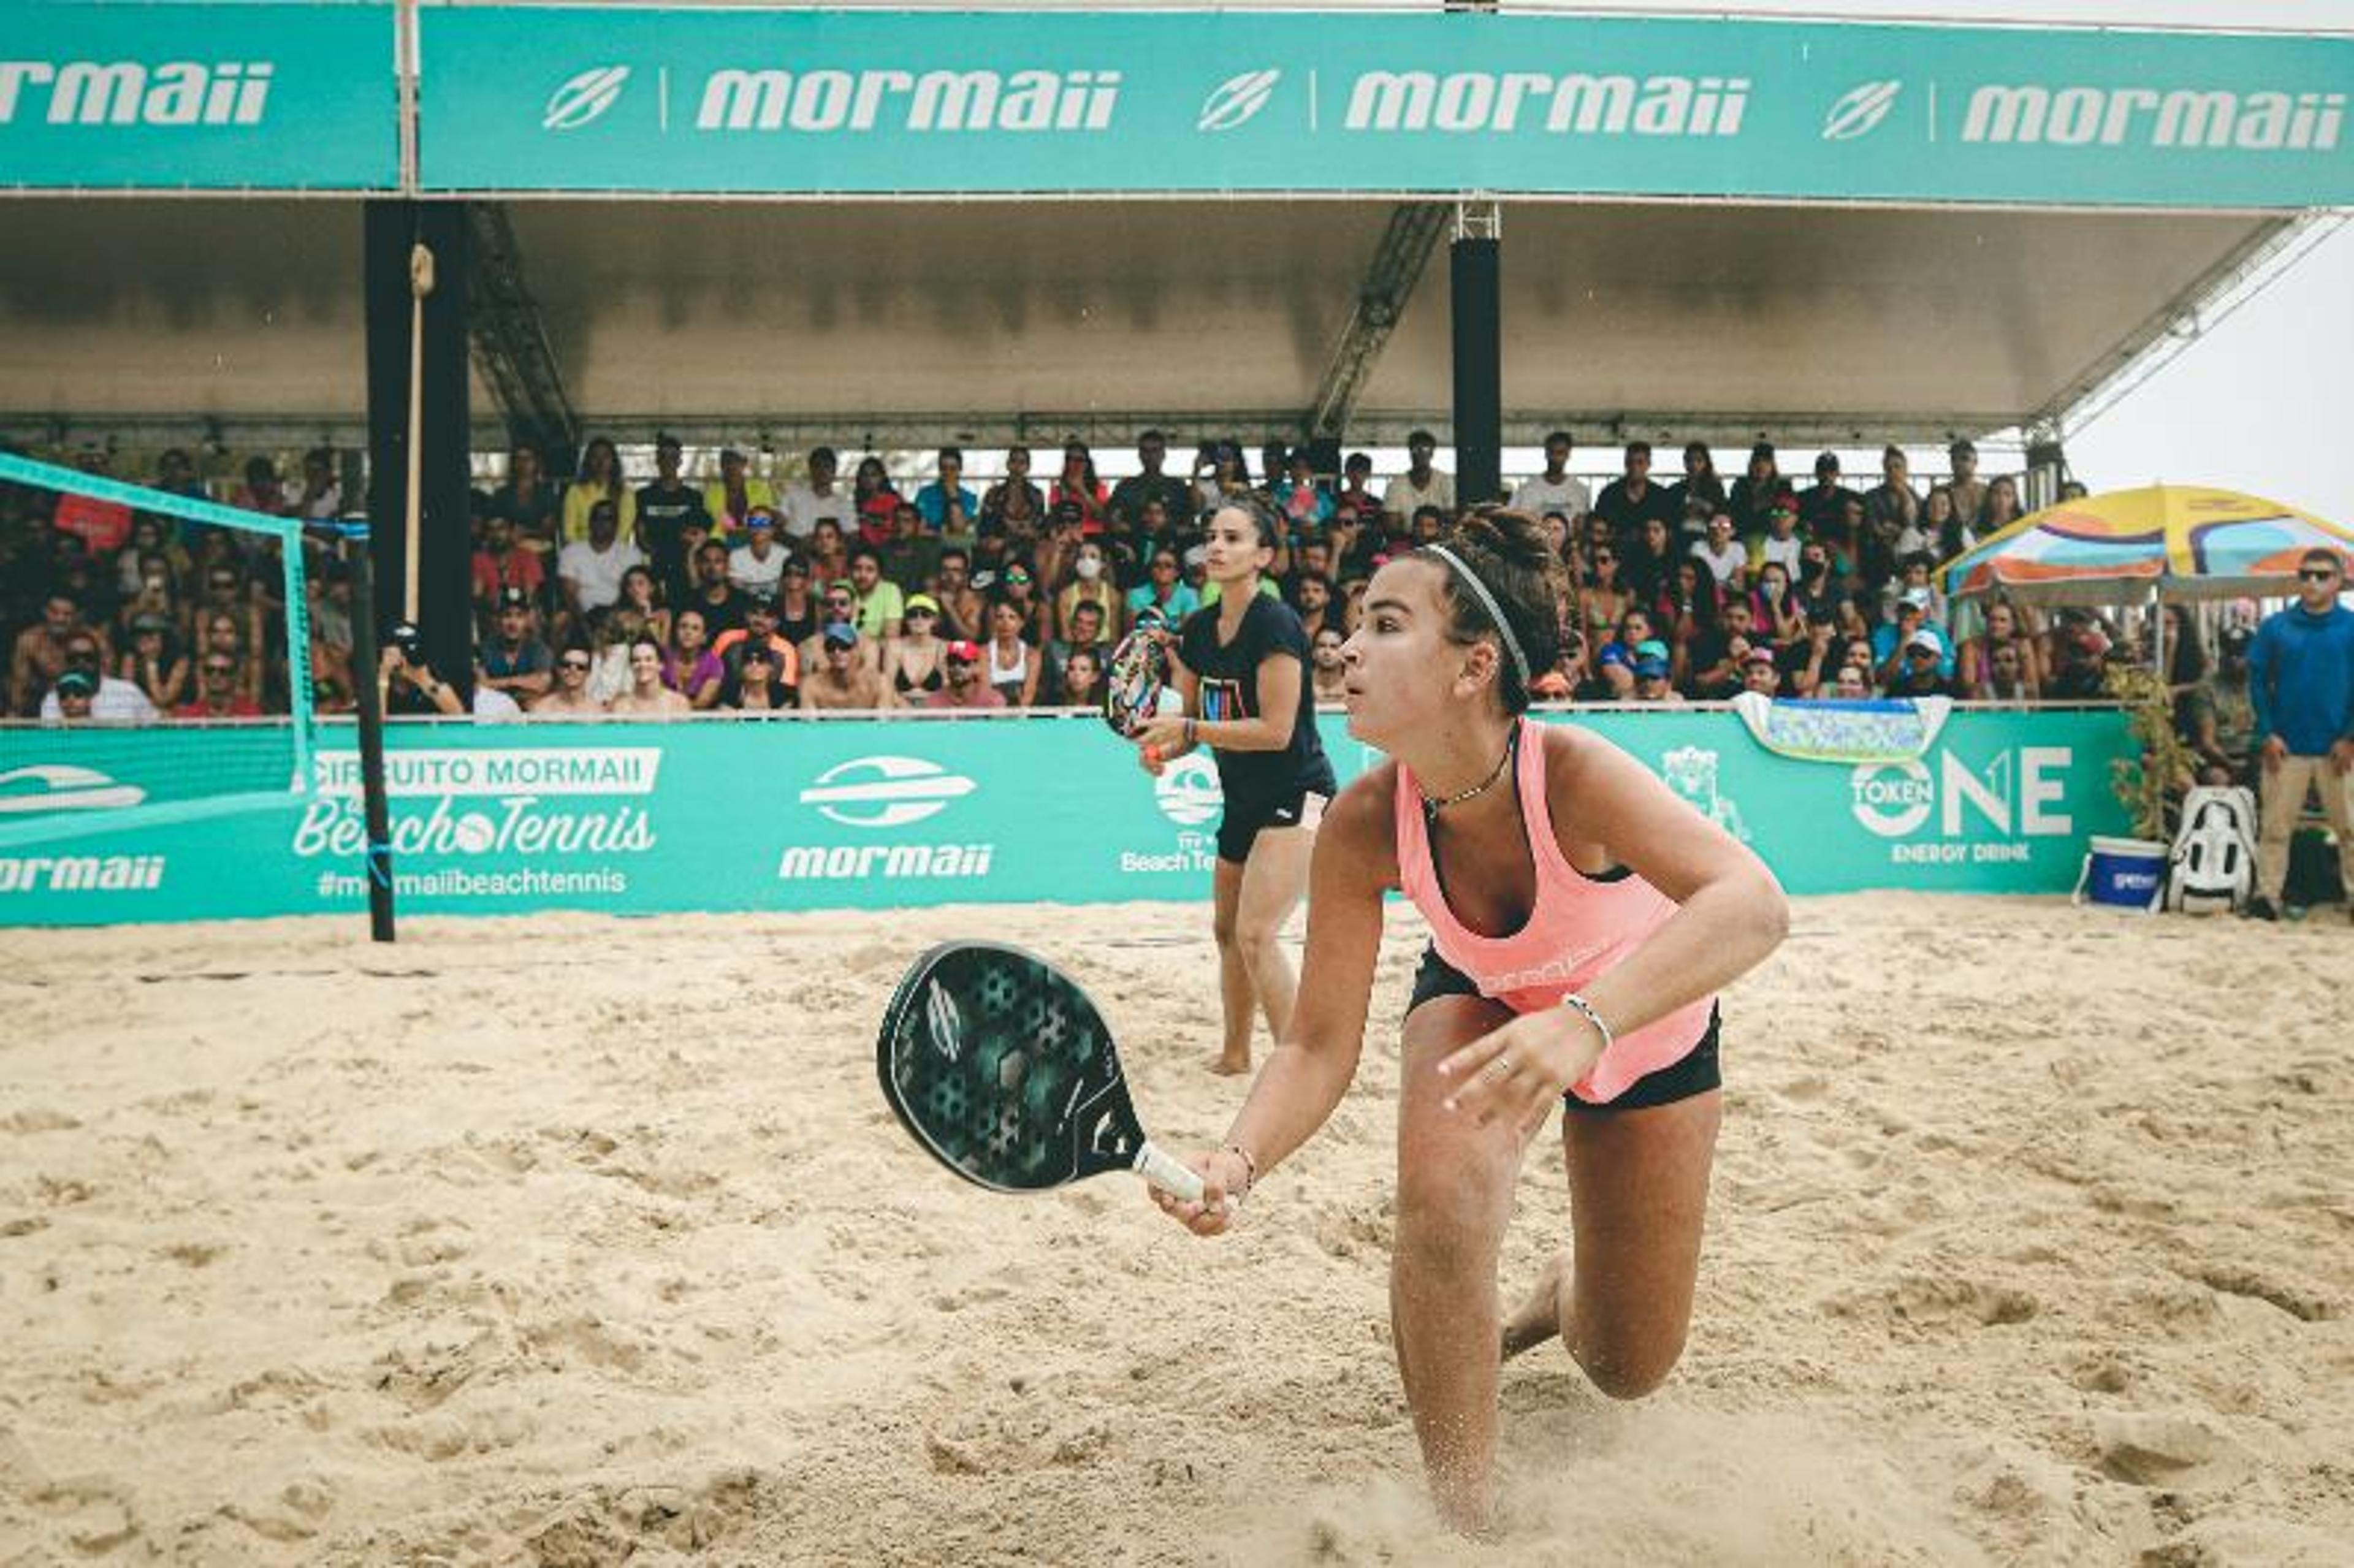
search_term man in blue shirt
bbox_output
[2245,547,2354,919]
[913,448,981,534]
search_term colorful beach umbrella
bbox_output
[1940,485,2354,604]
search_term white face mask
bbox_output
[1074,556,1102,582]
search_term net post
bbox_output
[340,521,398,943]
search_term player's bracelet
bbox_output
[1557,992,1615,1057]
[1183,717,1198,748]
[1220,1142,1259,1197]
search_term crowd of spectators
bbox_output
[7,429,2194,732]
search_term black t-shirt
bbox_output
[1592,478,1680,541]
[690,585,750,636]
[636,480,710,577]
[1178,594,1336,807]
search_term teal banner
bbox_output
[0,1,398,191]
[0,707,2130,926]
[418,8,2353,208]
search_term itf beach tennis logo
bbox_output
[1198,69,1281,132]
[543,66,630,131]
[1822,80,1902,141]
[799,756,975,829]
[1152,753,1223,828]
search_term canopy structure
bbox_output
[1,3,2348,454]
[1939,484,2354,604]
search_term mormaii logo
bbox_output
[1962,84,2344,151]
[1823,80,1901,141]
[1344,70,1747,137]
[1198,69,1280,132]
[0,60,273,126]
[799,755,975,829]
[696,67,1121,134]
[544,65,630,131]
[0,764,145,815]
[1153,753,1223,828]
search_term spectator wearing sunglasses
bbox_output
[2244,548,2354,920]
[528,645,608,719]
[175,651,264,718]
[38,627,159,724]
[801,581,880,676]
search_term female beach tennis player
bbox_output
[1151,509,1788,1532]
[1132,501,1336,1076]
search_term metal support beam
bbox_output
[1450,200,1503,509]
[465,201,580,469]
[1303,202,1449,441]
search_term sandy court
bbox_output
[2,892,2350,1566]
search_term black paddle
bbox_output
[877,941,1206,1204]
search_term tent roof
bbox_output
[0,194,2288,451]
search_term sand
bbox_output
[2,893,2349,1566]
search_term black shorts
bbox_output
[1216,786,1329,864]
[1406,944,1722,1111]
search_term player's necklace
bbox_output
[1420,728,1517,821]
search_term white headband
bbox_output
[1422,544,1531,690]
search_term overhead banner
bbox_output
[0,1,398,191]
[418,8,2354,208]
[0,707,2131,926]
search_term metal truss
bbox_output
[465,202,581,468]
[1303,202,1452,441]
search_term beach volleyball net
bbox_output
[0,452,317,850]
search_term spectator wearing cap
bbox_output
[924,639,1006,710]
[1799,452,1861,541]
[38,627,156,725]
[1382,428,1454,516]
[478,587,554,704]
[473,514,548,619]
[712,598,802,694]
[1739,646,1785,698]
[1593,440,1680,544]
[1750,496,1806,579]
[702,447,779,536]
[801,580,874,676]
[1887,631,1961,698]
[1871,589,1949,686]
[798,621,894,712]
[557,498,647,625]
[1945,440,1988,535]
[2041,621,2111,702]
[1631,649,1685,705]
[885,593,950,698]
[1512,430,1591,522]
[379,622,464,718]
[120,611,189,712]
[44,668,100,725]
[728,508,790,598]
[2244,548,2354,919]
[609,637,692,718]
[726,636,795,712]
[1726,442,1786,539]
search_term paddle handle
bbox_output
[1132,1140,1206,1205]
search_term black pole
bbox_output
[343,525,397,943]
[1450,215,1503,509]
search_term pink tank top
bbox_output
[1394,717,1718,1105]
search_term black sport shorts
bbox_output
[1216,787,1328,865]
[1406,943,1722,1111]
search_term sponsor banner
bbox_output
[419,8,2353,208]
[0,707,2130,926]
[0,1,398,191]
